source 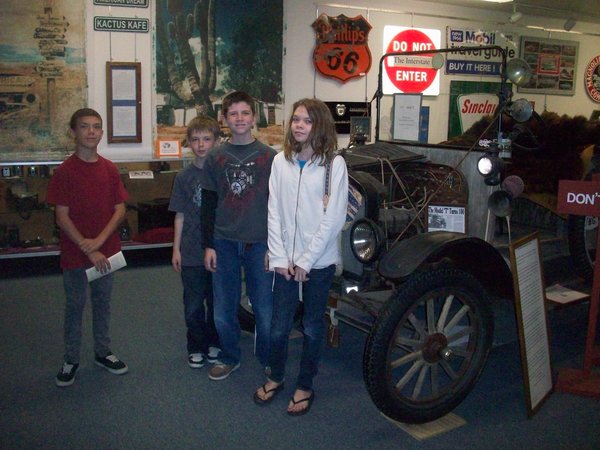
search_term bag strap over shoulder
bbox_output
[323,161,332,213]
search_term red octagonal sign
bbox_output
[383,27,440,94]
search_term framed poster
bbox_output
[518,36,578,96]
[509,233,554,417]
[106,62,142,143]
[427,205,466,233]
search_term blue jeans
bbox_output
[62,268,114,364]
[212,239,273,366]
[181,266,219,354]
[268,264,336,391]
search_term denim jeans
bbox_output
[181,265,219,354]
[212,239,273,366]
[268,264,336,391]
[62,268,114,364]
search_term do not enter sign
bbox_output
[382,26,441,95]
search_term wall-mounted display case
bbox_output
[0,158,187,259]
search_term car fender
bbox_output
[378,231,514,299]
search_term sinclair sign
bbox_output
[382,26,441,95]
[312,14,372,83]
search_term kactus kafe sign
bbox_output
[94,16,149,32]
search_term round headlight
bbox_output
[477,155,494,175]
[350,219,382,263]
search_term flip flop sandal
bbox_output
[253,382,284,405]
[287,391,315,416]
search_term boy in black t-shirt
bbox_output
[169,116,221,368]
[201,91,276,381]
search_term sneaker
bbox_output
[207,346,221,364]
[188,353,206,369]
[208,362,240,381]
[55,362,79,387]
[94,353,129,375]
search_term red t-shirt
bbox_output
[47,154,128,269]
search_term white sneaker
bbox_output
[188,353,206,369]
[207,347,221,364]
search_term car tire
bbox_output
[567,214,597,282]
[363,267,494,424]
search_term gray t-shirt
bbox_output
[168,164,205,266]
[202,140,276,242]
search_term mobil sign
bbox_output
[382,26,441,95]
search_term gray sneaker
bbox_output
[56,362,79,387]
[208,362,240,380]
[94,353,129,375]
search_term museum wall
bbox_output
[80,1,600,158]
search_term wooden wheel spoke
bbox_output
[436,294,454,332]
[444,304,470,333]
[395,360,424,390]
[411,364,429,399]
[391,350,423,369]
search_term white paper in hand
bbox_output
[86,251,127,282]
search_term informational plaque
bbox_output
[392,93,422,141]
[509,233,553,417]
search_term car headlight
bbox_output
[350,219,383,263]
[477,154,503,185]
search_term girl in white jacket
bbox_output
[253,98,348,415]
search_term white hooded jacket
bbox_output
[268,152,348,273]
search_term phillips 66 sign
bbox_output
[312,14,372,83]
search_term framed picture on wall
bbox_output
[106,61,142,143]
[517,36,578,96]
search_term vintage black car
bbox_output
[327,141,513,424]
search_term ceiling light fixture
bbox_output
[509,4,522,23]
[564,18,576,31]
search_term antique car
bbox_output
[241,46,550,424]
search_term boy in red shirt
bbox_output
[47,108,129,387]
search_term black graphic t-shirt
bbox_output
[202,140,276,242]
[168,163,206,266]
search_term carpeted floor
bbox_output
[1,252,600,449]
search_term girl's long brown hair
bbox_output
[283,98,338,165]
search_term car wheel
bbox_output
[363,267,494,424]
[567,214,597,282]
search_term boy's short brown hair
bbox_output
[186,115,220,140]
[70,108,102,130]
[221,91,255,117]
